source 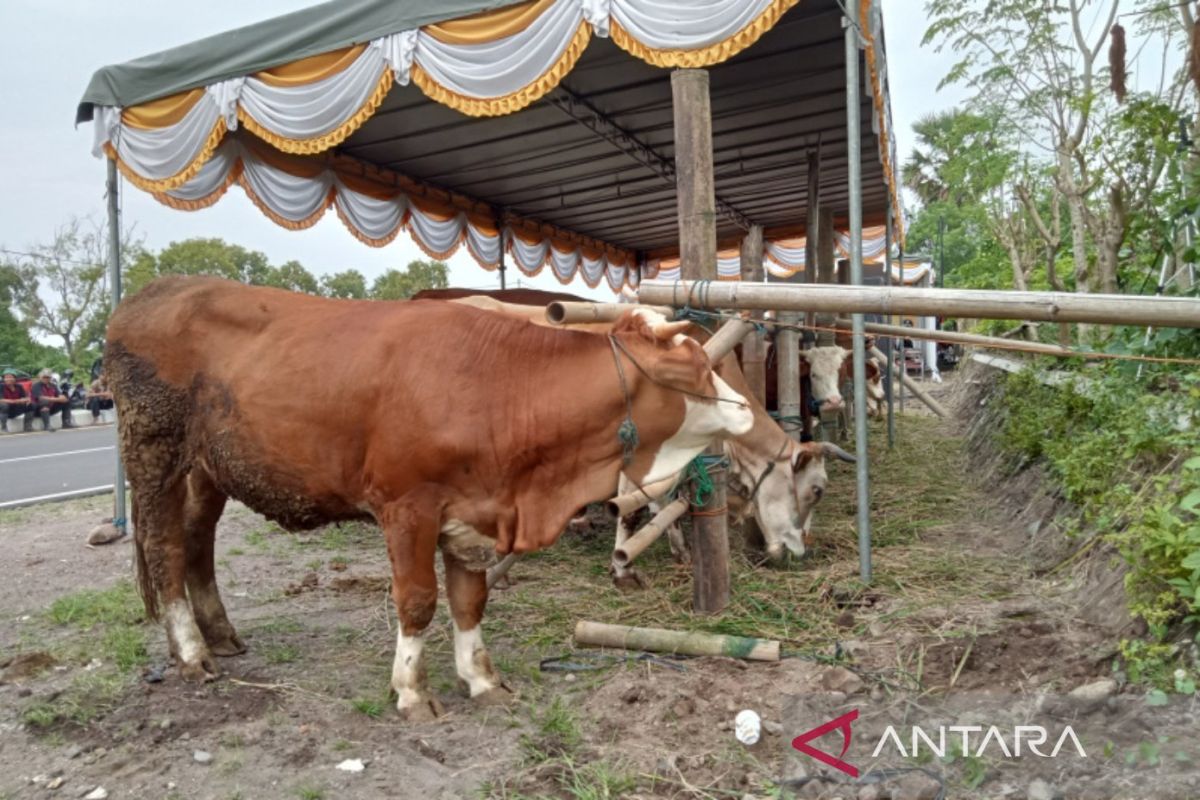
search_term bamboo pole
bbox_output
[832,318,1077,357]
[672,67,729,615]
[607,475,679,517]
[574,621,780,662]
[739,225,767,404]
[869,346,948,418]
[612,497,690,566]
[547,301,675,325]
[637,281,1200,329]
[702,317,756,362]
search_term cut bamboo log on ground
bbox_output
[607,474,678,517]
[574,621,780,661]
[637,281,1200,329]
[612,497,689,566]
[546,301,675,325]
[870,346,948,418]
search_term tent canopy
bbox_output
[79,0,902,292]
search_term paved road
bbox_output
[0,424,120,508]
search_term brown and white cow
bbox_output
[106,276,753,720]
[414,289,856,576]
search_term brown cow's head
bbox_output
[612,310,754,485]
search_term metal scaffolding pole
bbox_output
[106,158,127,536]
[845,0,872,584]
[885,202,895,451]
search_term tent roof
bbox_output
[78,0,902,283]
[77,0,512,121]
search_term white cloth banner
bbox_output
[238,47,390,141]
[408,206,466,256]
[466,224,501,267]
[164,139,242,201]
[106,94,222,181]
[510,235,550,276]
[414,0,583,100]
[333,178,407,243]
[241,157,333,224]
[611,0,777,49]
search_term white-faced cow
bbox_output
[105,276,753,720]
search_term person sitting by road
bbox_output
[1,369,34,433]
[30,368,75,431]
[86,370,114,424]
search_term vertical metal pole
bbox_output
[885,205,895,451]
[897,236,905,413]
[845,0,871,584]
[106,158,127,535]
[498,227,508,290]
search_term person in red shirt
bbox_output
[1,369,34,433]
[30,368,75,432]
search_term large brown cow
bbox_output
[105,276,753,720]
[419,288,855,576]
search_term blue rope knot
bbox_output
[618,417,639,466]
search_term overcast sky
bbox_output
[0,0,966,302]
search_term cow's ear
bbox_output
[792,445,815,473]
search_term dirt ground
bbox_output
[1,373,1197,800]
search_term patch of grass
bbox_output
[47,581,143,628]
[351,697,385,719]
[264,644,301,665]
[329,555,350,570]
[331,738,352,752]
[305,559,324,572]
[251,616,304,636]
[22,669,130,729]
[295,786,325,800]
[521,696,582,763]
[227,547,246,556]
[102,624,148,672]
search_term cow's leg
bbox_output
[443,552,513,707]
[183,468,243,657]
[665,522,691,565]
[135,476,219,682]
[610,509,648,591]
[381,495,443,722]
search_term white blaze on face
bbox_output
[166,600,206,666]
[640,373,753,484]
[392,629,426,711]
[803,347,849,408]
[453,624,500,697]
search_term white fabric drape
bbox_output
[372,31,418,85]
[165,139,242,201]
[241,158,333,225]
[549,245,581,282]
[107,94,222,182]
[510,236,550,276]
[414,0,583,100]
[407,207,466,257]
[611,0,777,48]
[466,224,501,267]
[717,253,741,279]
[333,179,406,243]
[238,49,390,141]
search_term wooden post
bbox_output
[671,68,729,615]
[739,225,767,405]
[816,205,837,346]
[804,148,821,330]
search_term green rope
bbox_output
[684,453,729,507]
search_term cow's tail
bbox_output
[131,494,161,622]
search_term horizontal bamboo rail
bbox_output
[637,281,1200,329]
[613,497,690,566]
[574,620,780,661]
[608,475,678,517]
[546,301,675,325]
[831,318,1076,357]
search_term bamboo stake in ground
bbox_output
[612,497,689,566]
[574,621,780,662]
[869,346,948,418]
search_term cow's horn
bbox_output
[821,442,856,463]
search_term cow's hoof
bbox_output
[472,684,516,707]
[177,657,220,683]
[208,632,247,657]
[611,569,648,592]
[399,696,445,723]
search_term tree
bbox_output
[262,260,320,294]
[321,269,368,299]
[128,238,272,293]
[370,260,449,300]
[3,218,142,367]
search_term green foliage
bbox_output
[47,581,145,628]
[994,350,1200,687]
[320,269,368,299]
[370,259,449,300]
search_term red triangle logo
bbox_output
[791,708,860,778]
